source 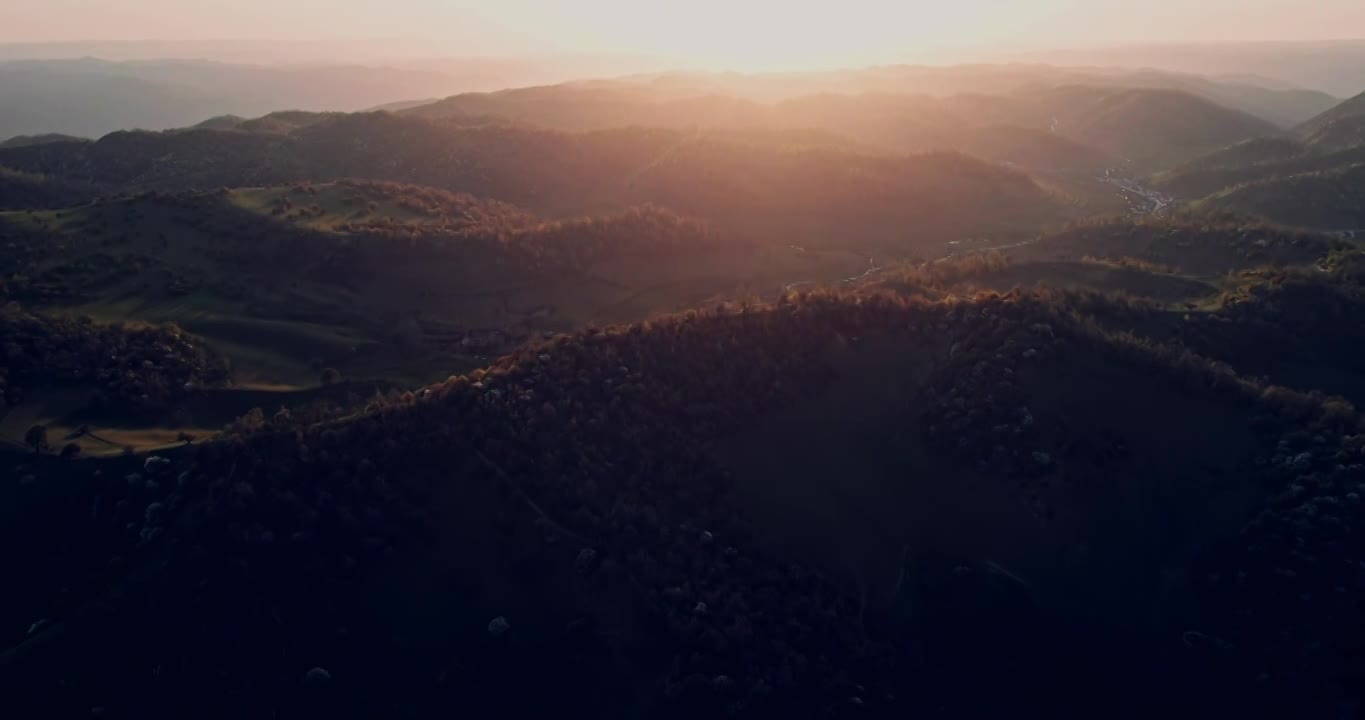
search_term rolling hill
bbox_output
[1161,137,1305,177]
[1303,115,1365,153]
[1152,90,1365,220]
[1296,89,1365,137]
[0,181,881,390]
[402,82,1282,174]
[1154,143,1365,201]
[1046,88,1278,172]
[1198,163,1365,231]
[0,114,1066,247]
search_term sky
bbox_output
[4,0,1365,70]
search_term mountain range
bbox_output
[0,59,1343,143]
[0,56,668,140]
[4,52,1365,719]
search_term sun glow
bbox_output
[541,0,1020,70]
[5,0,1364,71]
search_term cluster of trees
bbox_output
[873,251,1012,296]
[331,179,533,225]
[490,206,719,271]
[1200,432,1365,701]
[327,184,532,240]
[919,299,1075,498]
[0,303,230,417]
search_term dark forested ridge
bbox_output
[4,282,1365,718]
[2,56,1365,720]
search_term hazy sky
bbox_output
[5,0,1365,69]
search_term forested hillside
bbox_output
[1200,163,1365,230]
[1297,90,1365,137]
[1150,88,1365,229]
[0,304,229,420]
[1050,88,1276,171]
[0,182,771,390]
[5,279,1365,717]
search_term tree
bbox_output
[24,424,48,454]
[60,443,81,460]
[320,368,342,386]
